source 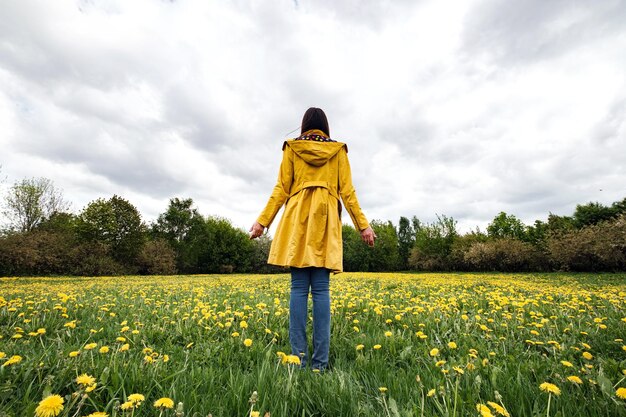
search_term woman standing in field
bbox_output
[250,107,375,371]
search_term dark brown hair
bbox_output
[301,107,330,137]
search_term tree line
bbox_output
[1,176,625,276]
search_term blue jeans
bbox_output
[289,267,331,370]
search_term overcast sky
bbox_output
[1,0,625,233]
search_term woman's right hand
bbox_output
[249,221,265,239]
[360,226,376,247]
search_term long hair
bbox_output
[301,107,330,137]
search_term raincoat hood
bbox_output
[283,140,347,167]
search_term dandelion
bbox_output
[37,328,46,334]
[240,321,248,329]
[154,397,175,409]
[2,355,22,366]
[76,374,96,386]
[286,355,301,365]
[429,348,439,357]
[426,389,436,397]
[85,413,108,417]
[356,344,365,351]
[384,331,392,337]
[119,344,130,352]
[540,382,560,396]
[567,376,583,385]
[120,402,134,410]
[69,351,80,357]
[373,344,382,350]
[435,360,446,367]
[128,393,145,404]
[447,341,457,349]
[379,387,388,393]
[476,403,495,417]
[452,366,464,375]
[582,351,593,360]
[244,338,253,347]
[231,332,240,337]
[560,360,573,367]
[250,412,260,417]
[35,394,64,417]
[615,387,626,400]
[486,401,510,417]
[84,343,97,350]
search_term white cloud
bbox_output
[1,0,625,234]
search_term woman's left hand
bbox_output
[249,221,265,239]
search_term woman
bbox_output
[250,107,375,371]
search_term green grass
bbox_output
[1,272,625,416]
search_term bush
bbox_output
[69,242,124,276]
[0,231,73,276]
[463,238,547,272]
[547,215,626,271]
[137,239,177,275]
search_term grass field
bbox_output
[1,273,625,417]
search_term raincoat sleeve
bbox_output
[338,148,370,231]
[257,145,294,228]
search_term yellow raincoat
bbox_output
[257,130,369,273]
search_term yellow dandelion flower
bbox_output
[84,412,108,417]
[373,344,382,350]
[119,344,130,352]
[356,344,365,351]
[99,346,109,354]
[239,320,248,329]
[384,331,392,337]
[453,366,464,375]
[476,403,495,417]
[69,351,80,358]
[2,355,22,366]
[616,387,626,400]
[582,352,593,360]
[84,343,97,350]
[560,360,573,367]
[128,393,144,404]
[0,352,5,359]
[76,374,95,386]
[426,389,436,397]
[85,383,97,393]
[163,354,169,362]
[286,355,301,365]
[378,387,388,393]
[120,401,134,410]
[447,342,457,349]
[435,360,446,367]
[116,337,126,342]
[486,401,510,417]
[567,376,583,385]
[243,338,253,347]
[35,394,64,417]
[231,332,240,337]
[250,412,260,417]
[37,328,46,334]
[429,348,439,357]
[154,397,175,409]
[539,382,561,396]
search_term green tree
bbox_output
[2,177,70,233]
[77,195,145,267]
[487,212,527,240]
[342,224,371,271]
[151,198,205,271]
[370,220,400,271]
[572,201,616,228]
[397,216,414,270]
[409,214,457,270]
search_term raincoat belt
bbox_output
[289,181,339,201]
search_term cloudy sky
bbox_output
[1,0,625,233]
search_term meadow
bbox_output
[1,273,625,417]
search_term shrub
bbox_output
[547,215,626,271]
[463,238,547,272]
[137,239,177,275]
